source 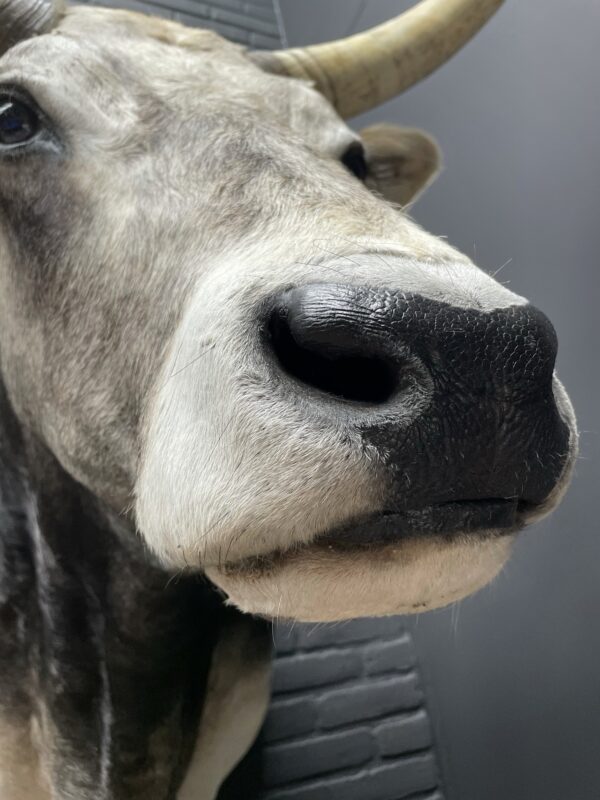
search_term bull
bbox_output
[0,0,577,797]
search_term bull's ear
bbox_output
[360,124,442,207]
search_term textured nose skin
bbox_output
[281,283,558,396]
[270,284,570,507]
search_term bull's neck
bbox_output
[0,385,232,800]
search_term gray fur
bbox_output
[0,6,577,798]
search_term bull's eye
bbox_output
[0,98,39,146]
[341,142,368,181]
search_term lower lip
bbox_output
[320,499,522,546]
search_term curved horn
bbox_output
[257,0,504,119]
[0,0,64,55]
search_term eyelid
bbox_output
[0,82,45,108]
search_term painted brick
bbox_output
[262,754,439,800]
[215,0,275,10]
[360,756,439,799]
[263,729,375,786]
[262,697,318,743]
[294,617,408,651]
[363,636,416,675]
[208,0,247,11]
[151,0,211,16]
[250,31,282,48]
[205,19,253,40]
[374,709,433,756]
[85,0,174,15]
[272,649,363,694]
[317,674,423,729]
[244,3,280,22]
[210,5,279,35]
[254,620,444,798]
[272,625,299,654]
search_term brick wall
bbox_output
[255,618,445,800]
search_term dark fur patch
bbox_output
[0,380,269,799]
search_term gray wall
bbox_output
[279,2,600,799]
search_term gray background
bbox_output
[278,2,599,800]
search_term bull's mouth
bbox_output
[322,498,528,547]
[204,496,563,622]
[216,498,529,577]
[205,500,520,621]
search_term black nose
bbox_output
[268,284,404,403]
[267,283,570,506]
[268,283,558,402]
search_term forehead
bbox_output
[0,7,353,154]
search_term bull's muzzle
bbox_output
[266,283,572,542]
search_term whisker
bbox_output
[163,343,216,386]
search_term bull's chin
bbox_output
[205,533,515,623]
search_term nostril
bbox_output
[267,305,397,404]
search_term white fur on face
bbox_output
[135,233,577,620]
[206,535,515,622]
[135,244,526,568]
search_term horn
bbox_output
[0,0,64,54]
[256,0,504,119]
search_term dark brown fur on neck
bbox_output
[0,380,264,799]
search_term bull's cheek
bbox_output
[205,535,515,622]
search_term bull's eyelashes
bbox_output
[340,141,368,181]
